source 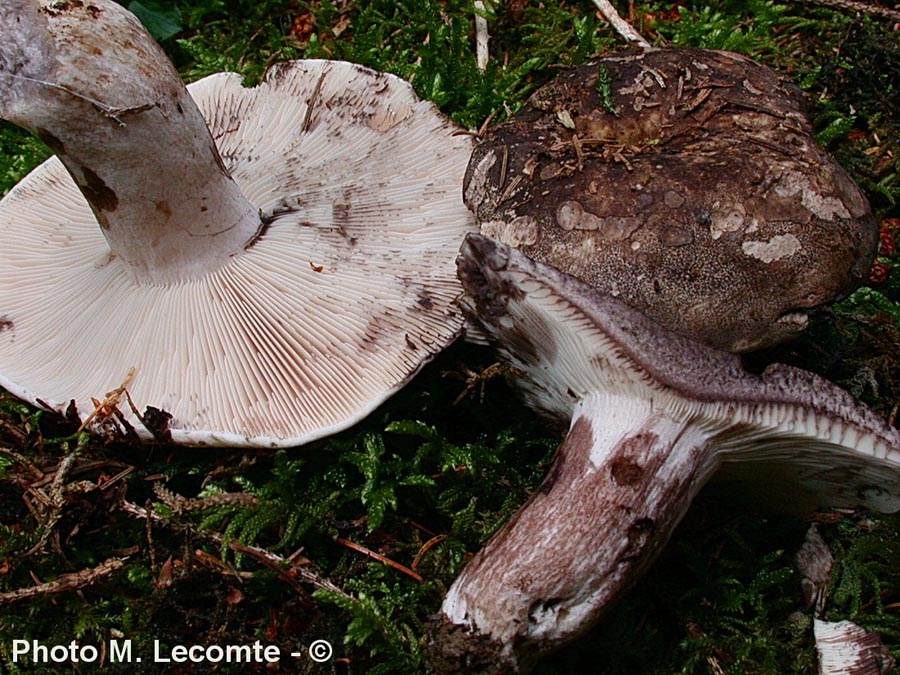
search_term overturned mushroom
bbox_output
[464,48,876,352]
[425,234,900,674]
[0,0,474,446]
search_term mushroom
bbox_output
[425,233,900,674]
[797,526,896,675]
[0,0,474,446]
[463,48,876,352]
[815,620,895,675]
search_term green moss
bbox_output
[0,122,50,197]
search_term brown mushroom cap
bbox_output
[463,48,876,352]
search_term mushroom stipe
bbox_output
[425,233,900,675]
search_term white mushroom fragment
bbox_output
[426,233,900,675]
[815,619,895,675]
[0,0,475,446]
[797,526,895,674]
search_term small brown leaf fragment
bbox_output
[141,406,173,443]
[332,12,351,37]
[157,555,174,589]
[226,585,244,607]
[505,0,528,24]
[194,549,223,568]
[870,261,892,284]
[64,400,80,427]
[291,11,315,46]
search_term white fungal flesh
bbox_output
[0,61,475,446]
[815,619,893,675]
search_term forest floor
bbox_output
[1,1,900,673]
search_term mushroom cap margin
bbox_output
[0,60,476,447]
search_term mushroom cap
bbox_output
[0,60,475,447]
[464,48,876,352]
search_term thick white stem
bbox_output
[428,393,717,674]
[0,0,260,282]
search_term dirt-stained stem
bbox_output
[0,0,261,283]
[427,393,717,674]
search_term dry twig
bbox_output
[118,499,349,598]
[78,367,135,432]
[446,362,517,405]
[0,447,43,480]
[25,451,78,556]
[800,0,900,22]
[590,0,651,49]
[0,557,127,606]
[335,536,424,583]
[152,481,259,514]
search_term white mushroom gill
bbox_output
[815,619,894,675]
[426,233,900,675]
[0,2,475,446]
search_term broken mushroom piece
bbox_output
[0,0,474,446]
[425,234,900,675]
[815,620,895,675]
[464,48,876,352]
[797,528,896,675]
